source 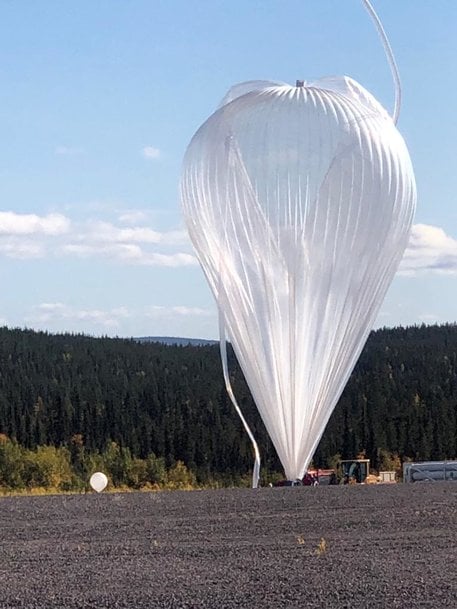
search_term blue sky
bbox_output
[0,1,456,339]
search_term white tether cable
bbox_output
[219,310,261,488]
[361,0,402,124]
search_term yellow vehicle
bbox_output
[339,459,397,484]
[339,459,370,484]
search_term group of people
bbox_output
[302,472,320,486]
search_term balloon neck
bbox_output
[284,479,303,487]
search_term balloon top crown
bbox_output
[213,76,395,126]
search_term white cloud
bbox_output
[140,304,217,338]
[162,229,190,246]
[3,213,454,276]
[84,221,163,244]
[0,212,70,259]
[27,303,130,328]
[22,302,216,338]
[118,210,149,225]
[142,146,161,160]
[59,218,195,267]
[141,252,196,267]
[67,218,188,248]
[400,223,457,275]
[0,206,195,267]
[0,212,70,236]
[0,239,45,259]
[61,241,196,267]
[171,306,211,316]
[55,146,84,156]
[146,305,212,318]
[61,243,142,260]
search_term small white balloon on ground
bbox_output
[90,472,108,493]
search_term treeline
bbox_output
[0,324,456,489]
[315,324,457,468]
[0,326,275,486]
[0,434,211,492]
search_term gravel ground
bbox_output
[0,483,456,608]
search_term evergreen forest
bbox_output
[0,323,456,491]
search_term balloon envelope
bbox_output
[90,472,108,493]
[181,77,416,481]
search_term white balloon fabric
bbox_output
[181,77,416,481]
[89,471,108,493]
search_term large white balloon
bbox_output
[181,77,416,481]
[89,472,108,493]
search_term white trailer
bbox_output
[403,460,457,483]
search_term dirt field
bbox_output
[0,482,456,608]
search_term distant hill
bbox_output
[136,336,218,347]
